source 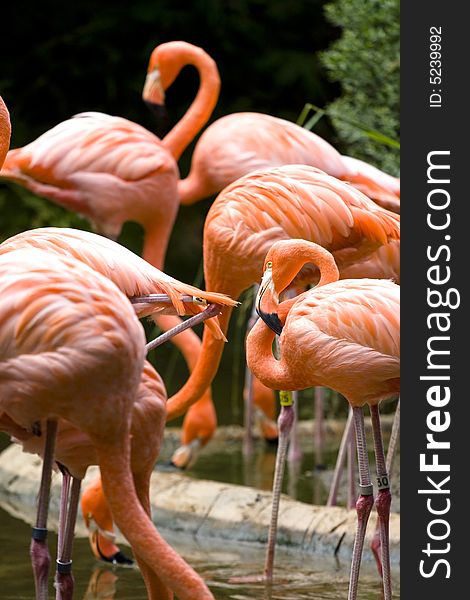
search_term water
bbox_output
[0,505,399,599]
[0,421,399,599]
[159,422,400,512]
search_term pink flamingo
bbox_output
[141,44,399,210]
[0,247,214,600]
[0,112,210,461]
[142,42,400,459]
[246,239,399,600]
[0,226,237,567]
[165,165,400,425]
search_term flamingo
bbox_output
[1,40,400,467]
[0,247,214,600]
[0,42,222,473]
[0,96,11,169]
[2,361,166,588]
[142,42,399,459]
[245,239,399,600]
[0,226,237,564]
[141,45,399,210]
[166,165,400,423]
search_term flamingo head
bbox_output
[255,260,283,335]
[143,41,192,108]
[255,239,339,334]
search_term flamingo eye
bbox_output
[266,261,272,270]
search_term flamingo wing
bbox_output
[282,279,400,403]
[0,228,236,339]
[205,165,400,277]
[0,113,179,237]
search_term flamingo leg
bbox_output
[55,476,81,600]
[31,419,58,600]
[263,392,295,582]
[347,423,357,510]
[369,404,392,600]
[313,386,326,468]
[326,407,354,506]
[243,285,259,456]
[348,406,374,600]
[145,303,223,353]
[371,399,400,576]
[243,361,255,457]
[56,466,71,564]
[287,391,302,462]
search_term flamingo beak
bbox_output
[255,267,283,335]
[142,68,165,105]
[142,68,169,136]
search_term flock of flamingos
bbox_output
[0,41,400,600]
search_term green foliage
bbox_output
[321,0,400,175]
[0,0,339,271]
[0,2,349,424]
[0,185,88,243]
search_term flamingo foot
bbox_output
[371,527,383,577]
[376,488,392,600]
[348,493,374,600]
[54,562,74,600]
[30,535,51,600]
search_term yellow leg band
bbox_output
[279,390,294,407]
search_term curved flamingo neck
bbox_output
[142,220,174,271]
[0,97,11,169]
[162,47,220,161]
[166,304,233,420]
[247,242,340,391]
[276,241,339,295]
[97,442,213,599]
[246,318,291,390]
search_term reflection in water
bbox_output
[0,501,399,599]
[0,423,399,599]
[83,569,118,600]
[175,424,399,513]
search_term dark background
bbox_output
[0,0,344,415]
[0,1,399,425]
[0,0,344,298]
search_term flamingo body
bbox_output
[1,112,179,242]
[168,164,400,419]
[248,279,400,404]
[178,112,346,202]
[0,248,213,599]
[245,239,399,599]
[175,113,399,211]
[9,361,166,480]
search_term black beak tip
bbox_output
[144,100,168,120]
[257,310,283,335]
[144,101,170,138]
